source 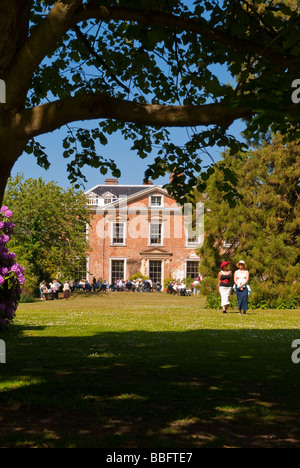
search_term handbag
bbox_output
[233,283,251,295]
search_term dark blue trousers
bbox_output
[236,287,248,311]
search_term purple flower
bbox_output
[6,308,14,319]
[17,274,25,285]
[0,206,24,329]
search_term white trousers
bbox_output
[219,286,231,307]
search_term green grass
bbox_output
[1,292,300,448]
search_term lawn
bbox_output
[1,292,300,448]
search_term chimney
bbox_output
[143,180,153,185]
[105,178,118,185]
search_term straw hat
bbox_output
[236,260,247,268]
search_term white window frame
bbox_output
[185,226,202,248]
[147,259,164,285]
[148,222,164,246]
[149,194,164,208]
[110,221,127,246]
[185,259,201,279]
[109,258,127,283]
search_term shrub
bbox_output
[205,283,300,310]
[199,276,218,296]
[0,206,25,328]
[19,293,35,303]
[130,272,149,281]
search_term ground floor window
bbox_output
[149,260,162,284]
[111,259,125,283]
[186,260,200,279]
[73,259,88,281]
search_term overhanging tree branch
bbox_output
[17,94,253,140]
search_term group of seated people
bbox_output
[110,278,162,292]
[166,280,191,296]
[71,278,109,292]
[40,277,194,298]
[71,278,163,293]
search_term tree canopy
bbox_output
[0,0,299,203]
[3,174,90,292]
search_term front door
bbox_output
[149,260,162,284]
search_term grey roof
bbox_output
[89,185,162,198]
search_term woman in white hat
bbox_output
[234,260,249,314]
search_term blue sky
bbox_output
[11,118,246,192]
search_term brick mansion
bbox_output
[85,178,203,285]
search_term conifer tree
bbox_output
[199,135,300,306]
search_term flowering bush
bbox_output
[0,206,25,329]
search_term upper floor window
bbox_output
[150,223,162,245]
[186,225,201,247]
[111,222,125,245]
[187,233,198,245]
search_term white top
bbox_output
[235,270,249,287]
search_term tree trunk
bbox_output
[0,164,13,205]
[0,0,31,205]
[0,141,24,205]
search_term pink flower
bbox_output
[0,206,13,218]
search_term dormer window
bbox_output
[150,195,163,207]
[103,192,117,205]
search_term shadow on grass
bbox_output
[1,325,300,448]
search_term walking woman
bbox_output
[234,260,249,314]
[218,261,232,313]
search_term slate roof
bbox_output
[88,185,163,198]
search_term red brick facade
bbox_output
[85,181,202,285]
